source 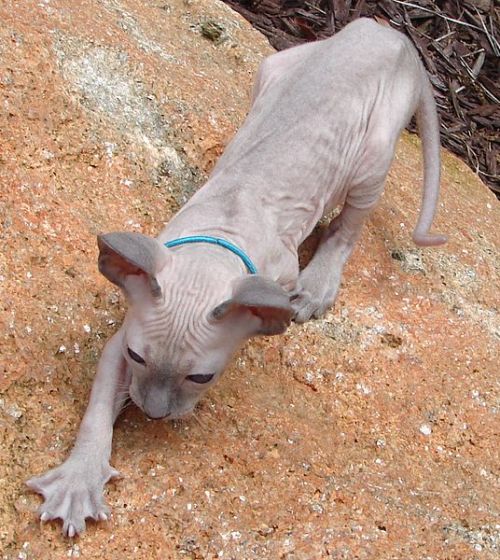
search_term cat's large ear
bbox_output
[97,232,170,299]
[210,276,293,336]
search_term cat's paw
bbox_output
[290,286,334,323]
[27,458,120,536]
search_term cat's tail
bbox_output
[412,68,448,247]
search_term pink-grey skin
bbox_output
[27,18,447,537]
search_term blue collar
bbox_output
[164,235,257,274]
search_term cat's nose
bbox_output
[145,410,170,420]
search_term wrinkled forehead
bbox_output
[124,290,218,360]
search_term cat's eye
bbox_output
[186,373,215,384]
[127,347,145,365]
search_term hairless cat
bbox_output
[28,18,447,536]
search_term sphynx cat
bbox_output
[28,18,447,536]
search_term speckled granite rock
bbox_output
[0,1,498,559]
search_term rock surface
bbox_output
[0,1,498,559]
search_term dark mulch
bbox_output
[223,0,500,195]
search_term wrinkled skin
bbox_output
[28,19,446,536]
